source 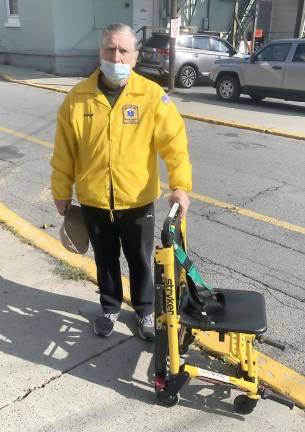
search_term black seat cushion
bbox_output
[179,288,267,335]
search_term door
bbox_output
[283,42,305,92]
[244,42,292,89]
[192,36,216,77]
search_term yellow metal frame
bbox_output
[154,215,305,409]
[155,243,261,401]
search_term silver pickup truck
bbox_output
[209,38,305,102]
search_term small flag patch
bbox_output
[161,94,171,104]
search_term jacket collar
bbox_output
[74,68,145,96]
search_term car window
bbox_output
[210,39,231,53]
[143,35,168,48]
[176,37,192,48]
[292,43,305,62]
[255,43,292,62]
[193,37,211,50]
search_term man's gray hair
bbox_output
[101,23,138,49]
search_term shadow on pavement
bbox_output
[0,276,243,419]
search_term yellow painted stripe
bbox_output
[1,124,305,237]
[0,126,52,149]
[161,182,305,236]
[0,202,131,304]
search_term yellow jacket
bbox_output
[51,69,192,210]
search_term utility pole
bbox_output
[168,0,178,93]
[232,0,240,47]
[251,0,259,53]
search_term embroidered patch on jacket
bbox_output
[161,94,171,104]
[122,105,139,124]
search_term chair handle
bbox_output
[161,202,180,247]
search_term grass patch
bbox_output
[54,259,88,281]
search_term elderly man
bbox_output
[51,23,192,341]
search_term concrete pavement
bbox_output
[1,64,305,140]
[1,224,305,431]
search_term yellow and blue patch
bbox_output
[122,105,139,124]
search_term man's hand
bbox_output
[168,189,190,219]
[54,199,71,216]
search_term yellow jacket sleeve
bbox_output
[50,95,76,200]
[153,90,192,192]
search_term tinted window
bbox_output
[177,37,192,48]
[292,43,305,62]
[143,35,169,48]
[256,43,291,62]
[193,37,211,50]
[211,39,231,53]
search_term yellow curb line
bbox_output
[1,201,304,404]
[2,73,305,141]
[181,112,305,142]
[1,73,70,94]
[0,202,131,305]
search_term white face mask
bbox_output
[100,59,131,85]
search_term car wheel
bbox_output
[177,65,197,88]
[249,94,265,101]
[216,74,240,102]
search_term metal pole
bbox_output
[232,0,239,47]
[294,0,305,37]
[251,0,259,53]
[168,0,178,93]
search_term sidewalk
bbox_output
[1,226,305,431]
[1,64,305,139]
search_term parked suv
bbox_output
[209,39,305,102]
[136,32,237,88]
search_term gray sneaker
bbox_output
[136,313,155,341]
[93,312,120,337]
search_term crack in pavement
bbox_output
[188,248,305,308]
[0,335,135,411]
[190,210,305,257]
[240,182,287,207]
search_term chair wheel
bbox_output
[234,395,258,414]
[156,391,180,407]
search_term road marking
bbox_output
[161,185,305,236]
[0,126,52,149]
[1,124,305,236]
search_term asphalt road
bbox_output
[0,79,304,374]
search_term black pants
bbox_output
[81,203,155,316]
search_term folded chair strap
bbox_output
[173,240,214,294]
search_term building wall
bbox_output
[269,0,299,39]
[52,0,98,75]
[209,0,235,32]
[0,0,54,68]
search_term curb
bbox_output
[180,113,305,142]
[0,202,131,305]
[0,73,70,94]
[2,72,305,141]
